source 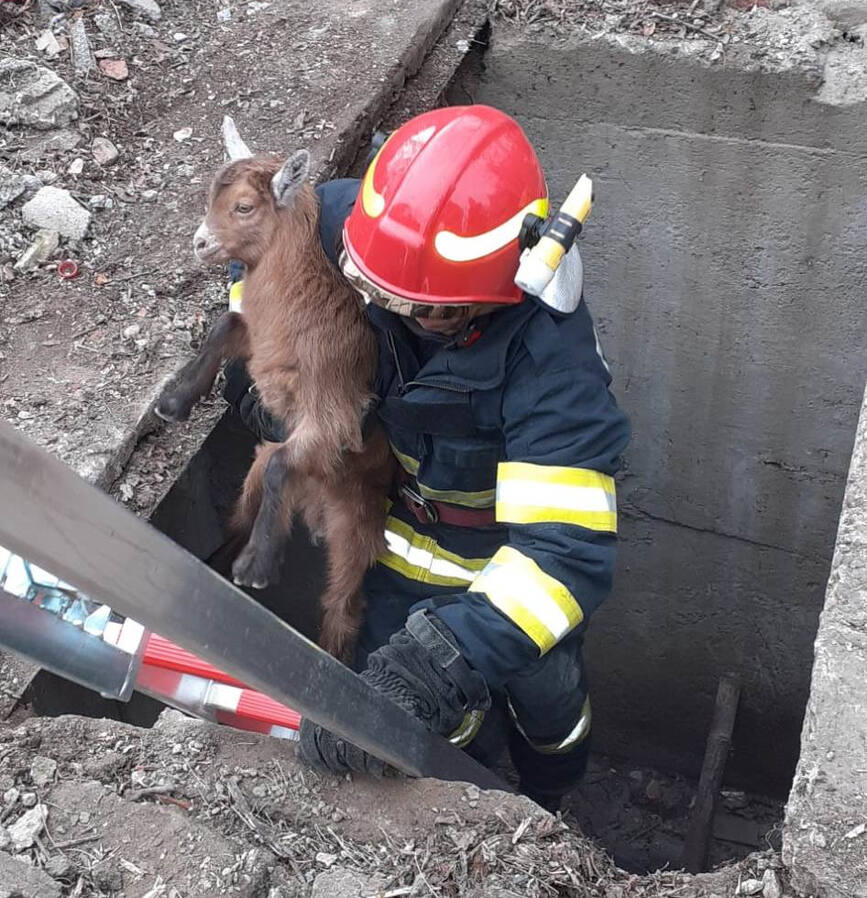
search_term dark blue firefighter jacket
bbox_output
[317,179,630,691]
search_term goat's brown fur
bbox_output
[156,153,394,661]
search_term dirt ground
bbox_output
[0,711,790,898]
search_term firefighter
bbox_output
[224,106,630,808]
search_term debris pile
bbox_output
[0,712,790,897]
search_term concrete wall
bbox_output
[452,29,867,792]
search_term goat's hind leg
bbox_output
[156,311,249,422]
[317,490,386,664]
[232,442,294,590]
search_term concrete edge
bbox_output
[782,384,867,898]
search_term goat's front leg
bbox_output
[155,311,249,423]
[232,443,293,589]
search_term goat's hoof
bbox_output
[154,392,192,423]
[232,545,276,591]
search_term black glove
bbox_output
[222,359,286,443]
[300,610,490,776]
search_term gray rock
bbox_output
[29,756,57,788]
[69,18,95,74]
[20,792,38,808]
[0,169,28,210]
[93,12,121,37]
[0,852,61,898]
[823,1,867,29]
[133,21,158,38]
[89,195,114,210]
[43,855,72,880]
[92,137,119,166]
[21,129,83,161]
[118,0,162,22]
[762,868,783,898]
[22,187,91,240]
[311,868,379,898]
[0,59,78,131]
[7,804,47,852]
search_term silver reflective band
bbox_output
[508,696,592,755]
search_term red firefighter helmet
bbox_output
[342,105,548,312]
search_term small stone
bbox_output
[36,29,62,58]
[217,7,232,20]
[69,18,96,74]
[30,756,57,788]
[21,792,38,808]
[94,12,121,36]
[844,822,867,839]
[761,869,782,898]
[99,59,129,81]
[78,811,90,824]
[44,854,73,879]
[89,195,114,210]
[7,804,47,851]
[0,59,78,130]
[133,21,158,38]
[173,32,188,41]
[92,137,119,166]
[140,189,158,202]
[34,169,58,185]
[4,787,20,806]
[93,865,124,892]
[173,127,192,142]
[67,157,85,176]
[22,187,91,240]
[118,0,162,22]
[123,323,141,339]
[0,169,28,210]
[737,880,764,896]
[315,852,337,867]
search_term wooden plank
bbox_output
[681,674,741,872]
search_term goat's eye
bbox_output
[235,203,253,214]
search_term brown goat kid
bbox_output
[155,150,394,661]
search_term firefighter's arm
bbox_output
[424,312,630,689]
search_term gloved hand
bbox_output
[222,359,286,443]
[300,610,490,776]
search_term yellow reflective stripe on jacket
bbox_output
[495,461,617,532]
[390,443,419,475]
[389,444,495,509]
[379,515,490,587]
[469,545,583,653]
[415,482,495,509]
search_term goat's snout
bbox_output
[193,220,220,262]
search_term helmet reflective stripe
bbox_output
[435,198,548,263]
[361,140,388,218]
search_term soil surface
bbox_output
[0,0,474,499]
[0,711,789,897]
[488,0,850,71]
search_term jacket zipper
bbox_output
[386,330,472,396]
[386,331,407,393]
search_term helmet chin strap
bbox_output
[535,244,583,315]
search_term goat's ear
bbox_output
[272,150,310,206]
